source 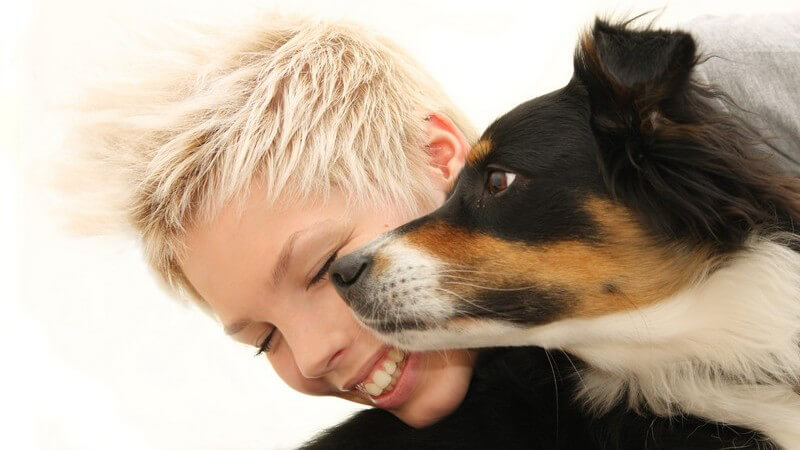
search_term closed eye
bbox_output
[254,327,276,356]
[307,250,338,288]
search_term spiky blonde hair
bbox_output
[65,14,476,306]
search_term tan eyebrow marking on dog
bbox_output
[467,138,493,166]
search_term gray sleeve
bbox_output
[684,13,800,174]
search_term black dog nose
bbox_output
[330,251,372,291]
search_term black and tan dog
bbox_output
[331,19,800,448]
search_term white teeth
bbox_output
[364,383,382,396]
[388,348,404,362]
[373,370,392,389]
[357,349,408,399]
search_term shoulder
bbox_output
[681,13,800,173]
[684,13,800,53]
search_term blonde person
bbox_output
[67,15,767,449]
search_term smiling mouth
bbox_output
[354,348,407,399]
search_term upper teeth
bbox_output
[388,348,403,362]
[373,370,392,388]
[360,348,406,398]
[364,383,382,396]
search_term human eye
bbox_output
[306,249,339,289]
[254,327,277,357]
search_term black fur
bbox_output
[423,86,605,246]
[469,284,574,325]
[576,19,800,249]
[301,347,770,449]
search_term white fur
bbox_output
[359,238,457,329]
[378,237,800,448]
[525,237,800,448]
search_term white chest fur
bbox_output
[526,237,800,449]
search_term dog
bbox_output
[330,19,800,448]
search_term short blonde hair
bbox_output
[66,14,476,305]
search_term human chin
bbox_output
[387,349,475,428]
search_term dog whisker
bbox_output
[441,279,540,292]
[437,268,506,276]
[543,349,560,441]
[433,287,504,317]
[561,351,587,393]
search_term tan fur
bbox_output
[372,252,391,277]
[466,139,493,166]
[398,196,712,318]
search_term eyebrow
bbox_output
[271,228,304,290]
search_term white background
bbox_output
[3,0,799,449]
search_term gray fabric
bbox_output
[685,13,800,174]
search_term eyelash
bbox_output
[255,327,277,357]
[307,250,339,288]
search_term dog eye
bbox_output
[486,170,516,195]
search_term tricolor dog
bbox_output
[330,20,800,448]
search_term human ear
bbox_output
[425,112,470,194]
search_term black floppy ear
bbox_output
[582,19,696,92]
[574,18,698,128]
[574,19,800,249]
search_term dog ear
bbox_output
[574,19,697,138]
[574,19,800,249]
[580,19,696,94]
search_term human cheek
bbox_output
[267,343,371,407]
[388,350,476,428]
[265,337,332,396]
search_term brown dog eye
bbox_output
[486,170,516,195]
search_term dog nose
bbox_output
[330,251,372,292]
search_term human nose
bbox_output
[281,311,348,380]
[295,344,344,380]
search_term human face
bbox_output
[181,180,476,427]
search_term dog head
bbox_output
[330,19,800,350]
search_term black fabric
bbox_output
[300,347,769,449]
